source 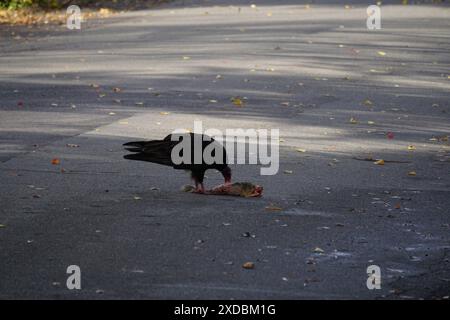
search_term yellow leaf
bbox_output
[377,51,386,56]
[265,204,282,211]
[231,97,244,107]
[99,8,112,16]
[296,148,306,153]
[407,145,416,151]
[374,159,385,165]
[160,112,170,115]
[51,158,60,165]
[408,171,417,176]
[363,99,373,106]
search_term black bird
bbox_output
[123,133,232,193]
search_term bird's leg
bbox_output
[194,180,205,194]
[191,170,206,194]
[221,166,232,186]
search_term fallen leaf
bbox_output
[51,158,60,165]
[296,148,307,153]
[314,247,325,253]
[407,145,416,151]
[387,132,395,139]
[408,171,417,176]
[160,112,170,115]
[374,159,385,165]
[231,97,244,107]
[377,51,387,56]
[265,204,283,211]
[182,56,191,60]
[349,117,358,124]
[242,262,255,269]
[363,99,373,106]
[133,196,142,200]
[0,224,5,228]
[113,87,121,92]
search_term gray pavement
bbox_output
[0,0,449,299]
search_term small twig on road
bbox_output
[352,157,411,164]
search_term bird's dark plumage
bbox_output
[123,133,231,193]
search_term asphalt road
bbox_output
[0,0,449,299]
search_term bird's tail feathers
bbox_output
[123,153,147,161]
